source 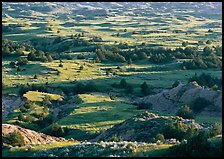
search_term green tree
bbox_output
[120,79,127,88]
[94,56,101,63]
[17,57,28,66]
[172,80,180,88]
[5,131,25,147]
[155,133,165,142]
[139,52,148,60]
[27,51,36,61]
[176,105,194,119]
[50,123,65,137]
[206,40,212,44]
[141,82,151,96]
[209,123,222,137]
[59,63,63,67]
[43,95,52,106]
[34,74,38,79]
[111,134,123,142]
[79,65,84,70]
[47,55,53,62]
[182,41,189,47]
[203,46,213,56]
[40,56,48,62]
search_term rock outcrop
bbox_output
[2,124,66,146]
[91,111,202,142]
[134,81,222,116]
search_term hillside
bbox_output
[2,2,222,157]
[134,81,222,116]
[92,111,202,142]
[2,124,66,146]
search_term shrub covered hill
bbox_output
[134,81,222,116]
[91,111,202,142]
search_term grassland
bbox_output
[42,93,145,140]
[2,141,80,157]
[2,3,222,157]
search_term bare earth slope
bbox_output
[2,124,66,146]
[134,81,222,116]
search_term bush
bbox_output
[34,74,38,79]
[168,131,219,157]
[155,133,165,142]
[48,123,69,137]
[5,131,25,147]
[111,134,123,142]
[18,113,25,121]
[176,105,194,119]
[59,63,63,67]
[209,123,222,137]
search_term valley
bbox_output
[2,2,222,157]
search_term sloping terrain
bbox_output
[2,124,66,146]
[2,95,24,121]
[91,111,202,142]
[134,81,222,116]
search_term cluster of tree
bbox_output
[89,36,103,42]
[91,43,219,65]
[19,83,48,96]
[111,79,134,94]
[73,81,98,94]
[2,39,34,58]
[70,32,85,39]
[27,50,53,62]
[46,123,70,137]
[169,131,222,157]
[9,57,29,69]
[163,120,198,141]
[188,73,222,90]
[53,36,90,52]
[182,54,222,69]
[149,53,175,64]
[110,134,123,142]
[94,45,126,63]
[2,24,23,33]
[190,97,213,114]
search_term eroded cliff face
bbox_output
[134,81,222,116]
[2,124,65,146]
